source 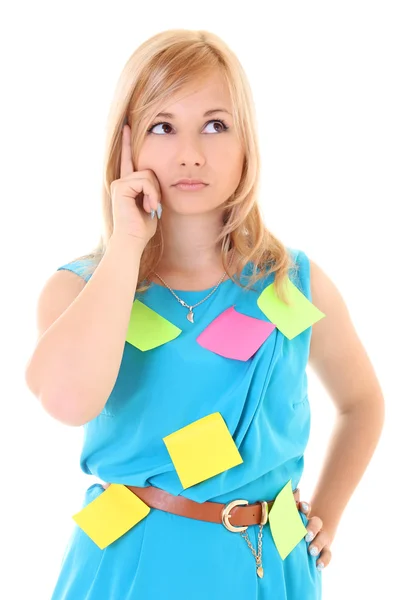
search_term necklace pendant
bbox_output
[187,309,194,323]
[256,566,264,578]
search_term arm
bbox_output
[307,258,385,542]
[24,234,145,426]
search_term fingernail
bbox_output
[301,502,309,512]
[310,546,319,556]
[316,562,325,571]
[305,531,315,542]
[150,209,155,219]
[157,202,162,219]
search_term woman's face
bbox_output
[136,70,244,216]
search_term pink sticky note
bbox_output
[196,306,276,361]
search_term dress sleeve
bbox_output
[56,259,94,283]
[287,247,312,302]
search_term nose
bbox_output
[176,136,206,167]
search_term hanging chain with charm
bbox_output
[152,251,235,323]
[240,524,265,578]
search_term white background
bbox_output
[1,1,399,598]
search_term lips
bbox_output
[174,182,208,191]
[173,179,207,185]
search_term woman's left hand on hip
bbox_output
[299,500,332,571]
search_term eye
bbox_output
[147,119,229,135]
[147,122,173,135]
[203,119,229,133]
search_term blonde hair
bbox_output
[71,29,299,304]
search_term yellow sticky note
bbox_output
[72,483,150,549]
[126,300,182,351]
[268,480,308,560]
[163,412,243,489]
[257,278,325,339]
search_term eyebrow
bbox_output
[154,108,232,119]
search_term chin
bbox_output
[165,191,226,214]
[170,205,211,216]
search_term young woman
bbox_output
[25,28,384,600]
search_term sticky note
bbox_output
[268,480,308,560]
[196,306,276,361]
[257,278,325,339]
[126,300,182,351]
[72,483,150,549]
[163,412,243,489]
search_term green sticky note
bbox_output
[268,480,308,560]
[257,278,325,339]
[126,300,182,351]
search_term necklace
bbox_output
[152,251,235,323]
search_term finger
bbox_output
[142,194,150,213]
[308,529,331,557]
[120,125,134,179]
[316,547,332,571]
[140,175,161,212]
[140,169,162,211]
[304,515,323,542]
[143,194,154,215]
[126,178,158,214]
[299,500,311,516]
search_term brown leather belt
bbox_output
[121,484,300,533]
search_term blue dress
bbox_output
[50,247,322,599]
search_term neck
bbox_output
[156,209,230,276]
[150,210,236,291]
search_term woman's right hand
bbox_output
[110,123,162,246]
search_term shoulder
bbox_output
[307,253,353,353]
[29,264,87,347]
[56,258,95,283]
[280,248,344,312]
[33,257,95,342]
[242,246,311,298]
[308,255,343,311]
[286,246,312,300]
[308,254,384,411]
